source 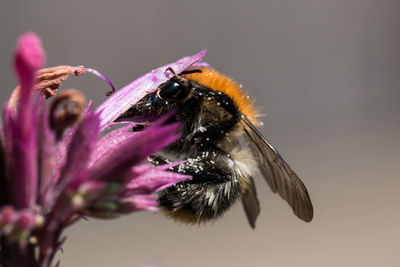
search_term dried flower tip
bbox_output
[50,89,86,139]
[128,164,190,194]
[8,65,86,109]
[37,65,86,98]
[85,68,116,96]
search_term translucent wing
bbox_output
[241,178,260,229]
[241,116,313,222]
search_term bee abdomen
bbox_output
[158,149,243,224]
[159,179,241,224]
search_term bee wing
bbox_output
[241,178,260,229]
[241,116,313,222]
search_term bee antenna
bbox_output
[164,67,189,86]
[164,67,178,77]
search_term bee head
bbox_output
[128,71,196,116]
[158,77,191,101]
[118,68,203,121]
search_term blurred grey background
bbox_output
[1,0,400,266]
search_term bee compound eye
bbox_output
[159,81,185,99]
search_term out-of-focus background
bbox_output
[1,1,399,266]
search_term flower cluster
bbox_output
[0,32,206,267]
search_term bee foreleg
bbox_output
[148,154,171,165]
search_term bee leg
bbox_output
[148,154,170,165]
[131,122,150,132]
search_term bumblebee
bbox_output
[121,67,313,228]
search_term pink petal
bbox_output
[36,98,58,208]
[53,101,93,186]
[6,32,45,209]
[14,32,45,136]
[154,160,187,171]
[127,164,190,194]
[58,113,100,190]
[4,104,39,209]
[89,124,138,167]
[95,49,207,131]
[193,61,213,69]
[88,121,180,182]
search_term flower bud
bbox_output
[0,205,16,225]
[15,210,37,230]
[91,201,118,213]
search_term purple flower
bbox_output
[0,32,206,267]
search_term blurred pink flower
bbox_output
[0,32,206,267]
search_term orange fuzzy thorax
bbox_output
[182,67,259,124]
